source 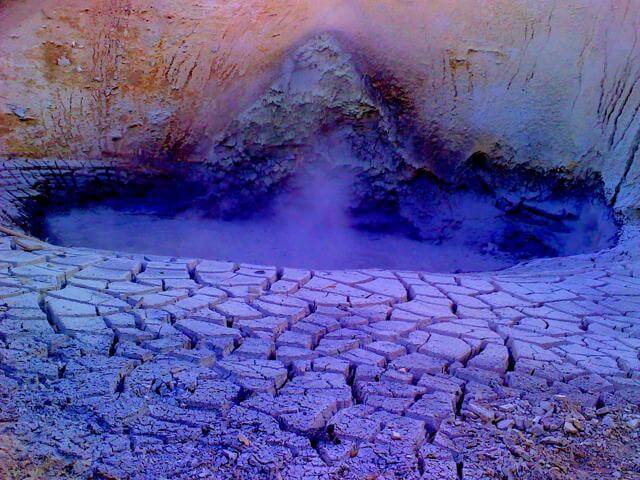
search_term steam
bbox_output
[268,162,359,269]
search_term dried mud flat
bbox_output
[0,161,639,479]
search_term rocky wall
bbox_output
[0,158,134,230]
[0,0,639,211]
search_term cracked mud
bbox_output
[1,161,640,479]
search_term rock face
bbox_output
[204,34,408,204]
[0,0,639,212]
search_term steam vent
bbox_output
[1,1,640,479]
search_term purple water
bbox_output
[40,164,618,272]
[43,203,515,272]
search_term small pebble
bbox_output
[563,421,578,435]
[497,418,515,430]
